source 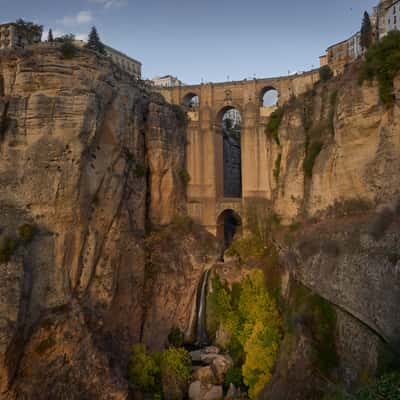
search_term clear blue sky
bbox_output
[2,0,377,84]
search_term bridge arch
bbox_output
[216,209,242,251]
[182,92,200,109]
[260,86,279,107]
[215,106,243,199]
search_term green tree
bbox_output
[47,29,54,42]
[360,11,373,50]
[128,344,160,392]
[85,26,106,55]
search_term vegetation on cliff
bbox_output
[207,269,282,399]
[128,344,191,399]
[359,30,400,106]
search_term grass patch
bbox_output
[303,141,323,178]
[359,31,400,107]
[265,107,284,145]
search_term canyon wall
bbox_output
[0,45,211,399]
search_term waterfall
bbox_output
[195,269,210,346]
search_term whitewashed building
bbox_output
[151,75,182,88]
[377,0,400,37]
[104,45,142,79]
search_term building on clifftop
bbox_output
[0,21,42,50]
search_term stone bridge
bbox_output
[157,70,319,241]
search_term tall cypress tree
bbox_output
[85,26,106,55]
[47,29,54,42]
[360,11,373,50]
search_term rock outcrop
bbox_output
[0,45,201,399]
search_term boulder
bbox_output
[211,355,234,384]
[189,381,202,400]
[204,385,224,400]
[193,366,217,384]
[204,346,220,354]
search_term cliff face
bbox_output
[260,65,400,399]
[270,63,400,221]
[0,46,197,399]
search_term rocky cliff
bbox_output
[0,45,216,399]
[259,63,400,399]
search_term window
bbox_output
[395,16,397,24]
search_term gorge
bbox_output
[0,38,399,400]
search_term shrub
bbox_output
[134,164,146,178]
[128,344,160,392]
[171,104,187,124]
[0,236,18,264]
[273,153,282,182]
[303,141,323,178]
[179,169,191,188]
[225,234,267,263]
[35,337,56,355]
[57,34,78,59]
[18,224,35,243]
[168,327,185,348]
[330,197,373,217]
[359,31,400,106]
[160,347,191,384]
[329,90,338,134]
[355,372,400,399]
[160,347,192,400]
[319,65,333,82]
[265,107,284,145]
[224,366,245,391]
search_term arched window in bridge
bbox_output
[221,108,242,198]
[182,93,200,109]
[261,87,279,107]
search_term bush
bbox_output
[225,235,267,263]
[0,236,18,264]
[179,169,191,188]
[168,327,185,348]
[57,34,78,59]
[18,224,35,243]
[265,107,284,145]
[134,164,146,178]
[171,104,187,124]
[35,337,56,355]
[160,347,192,400]
[319,65,333,82]
[355,372,400,399]
[303,141,323,178]
[224,366,245,391]
[359,31,400,106]
[128,344,160,392]
[369,207,394,241]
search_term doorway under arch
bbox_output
[216,209,242,252]
[218,107,242,198]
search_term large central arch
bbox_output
[216,106,242,199]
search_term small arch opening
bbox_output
[217,210,242,257]
[261,87,279,107]
[182,92,200,109]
